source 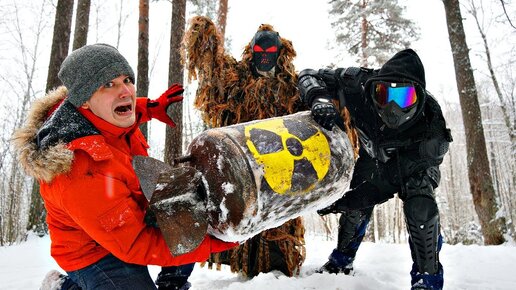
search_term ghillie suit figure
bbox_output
[181,15,308,278]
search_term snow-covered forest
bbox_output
[0,0,514,268]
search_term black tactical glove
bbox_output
[317,198,351,216]
[311,98,339,130]
[317,182,394,215]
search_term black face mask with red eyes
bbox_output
[251,31,281,73]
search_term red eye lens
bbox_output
[253,45,264,52]
[265,46,278,52]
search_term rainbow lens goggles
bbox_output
[372,81,418,109]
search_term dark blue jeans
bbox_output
[66,254,156,290]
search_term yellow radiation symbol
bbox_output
[244,118,331,195]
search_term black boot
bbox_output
[317,249,354,275]
[410,262,444,290]
[155,264,195,290]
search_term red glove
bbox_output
[147,84,184,127]
[169,235,238,265]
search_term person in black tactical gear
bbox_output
[298,49,452,290]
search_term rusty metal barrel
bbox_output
[185,111,355,242]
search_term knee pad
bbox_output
[404,195,440,275]
[404,193,439,225]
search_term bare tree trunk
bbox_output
[138,0,150,138]
[1,1,50,243]
[28,0,74,237]
[72,0,91,50]
[442,0,506,245]
[466,0,516,197]
[26,181,46,236]
[372,207,378,242]
[447,139,460,242]
[112,1,131,49]
[45,0,74,93]
[6,158,21,242]
[360,0,368,67]
[183,101,194,151]
[115,0,124,49]
[217,0,228,46]
[164,0,186,165]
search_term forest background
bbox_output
[0,0,515,249]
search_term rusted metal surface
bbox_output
[186,111,354,241]
[133,157,208,255]
[133,111,355,252]
[150,166,207,255]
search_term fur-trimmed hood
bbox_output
[11,86,99,183]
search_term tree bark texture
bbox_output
[469,3,516,195]
[360,0,368,67]
[33,0,74,237]
[217,0,228,44]
[45,0,74,93]
[138,0,150,138]
[26,181,47,236]
[164,0,186,164]
[442,0,505,245]
[72,0,91,50]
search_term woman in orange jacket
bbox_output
[13,44,236,290]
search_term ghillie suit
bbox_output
[181,16,308,277]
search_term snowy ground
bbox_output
[1,233,515,290]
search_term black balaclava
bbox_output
[251,31,281,76]
[365,49,427,130]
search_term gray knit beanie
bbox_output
[58,43,135,107]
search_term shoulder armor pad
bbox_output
[317,68,337,90]
[298,68,319,79]
[343,67,361,77]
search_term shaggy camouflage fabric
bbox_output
[183,16,306,277]
[183,16,359,278]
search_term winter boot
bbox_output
[317,208,372,275]
[155,264,195,290]
[410,263,444,290]
[40,270,81,290]
[317,249,354,275]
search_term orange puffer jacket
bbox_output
[12,87,234,271]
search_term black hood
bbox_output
[365,49,427,131]
[373,48,425,88]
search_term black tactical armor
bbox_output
[298,49,452,288]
